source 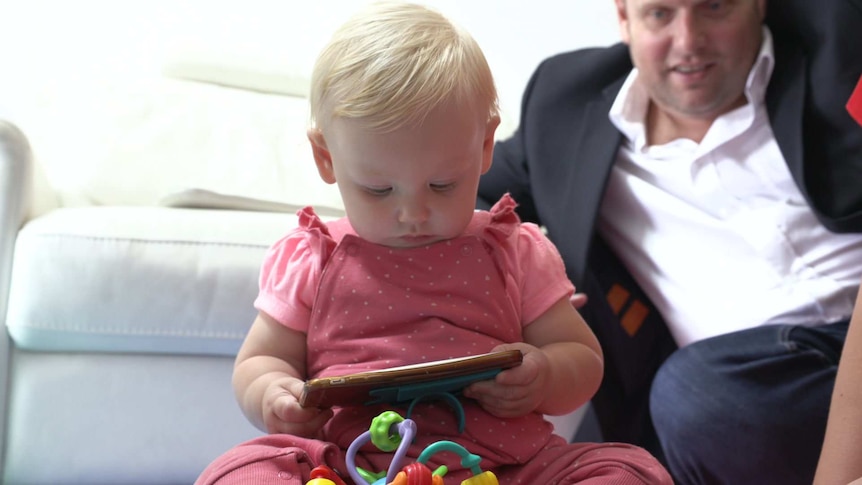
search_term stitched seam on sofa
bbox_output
[13,324,248,339]
[25,233,272,249]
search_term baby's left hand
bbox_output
[462,343,549,418]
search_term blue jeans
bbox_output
[650,321,848,485]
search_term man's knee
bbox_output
[649,343,730,437]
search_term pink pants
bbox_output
[195,434,672,485]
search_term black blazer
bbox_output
[480,0,862,289]
[478,1,862,431]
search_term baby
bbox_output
[196,2,671,483]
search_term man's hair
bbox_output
[309,1,499,133]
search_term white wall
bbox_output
[0,1,621,125]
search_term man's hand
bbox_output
[570,292,588,309]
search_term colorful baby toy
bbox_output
[305,410,498,485]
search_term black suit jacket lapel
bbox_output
[550,78,625,286]
[766,37,807,198]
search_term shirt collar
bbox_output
[609,26,775,150]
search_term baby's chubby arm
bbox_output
[463,296,603,418]
[233,311,333,436]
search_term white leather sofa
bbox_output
[0,78,348,484]
[0,2,616,483]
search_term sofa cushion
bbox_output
[15,77,344,212]
[6,205,338,356]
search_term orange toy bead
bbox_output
[308,465,347,485]
[389,462,433,485]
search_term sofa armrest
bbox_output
[0,120,33,229]
[0,119,35,467]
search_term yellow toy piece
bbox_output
[460,471,498,485]
[305,479,336,485]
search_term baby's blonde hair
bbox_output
[309,1,499,133]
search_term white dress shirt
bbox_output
[599,27,862,346]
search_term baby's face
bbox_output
[319,100,498,248]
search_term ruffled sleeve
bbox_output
[482,193,521,242]
[253,207,338,332]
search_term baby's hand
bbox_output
[462,343,549,418]
[262,377,333,437]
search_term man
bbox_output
[478,0,862,483]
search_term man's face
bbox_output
[615,0,766,121]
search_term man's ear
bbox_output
[307,128,337,184]
[615,0,631,45]
[480,115,501,174]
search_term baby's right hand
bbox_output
[262,377,333,437]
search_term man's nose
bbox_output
[674,10,707,51]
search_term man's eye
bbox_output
[702,0,728,15]
[646,8,668,20]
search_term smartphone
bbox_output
[299,349,523,408]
